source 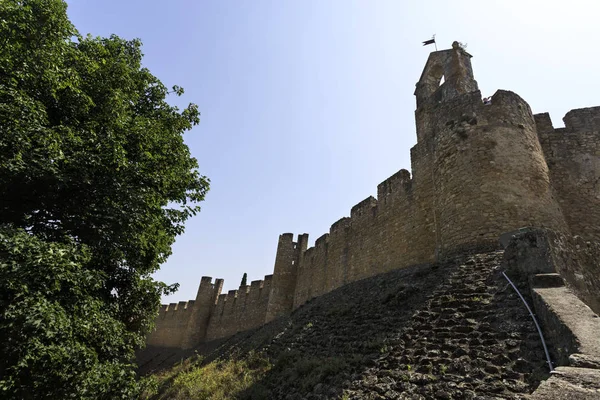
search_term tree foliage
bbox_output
[0,227,140,399]
[241,272,248,286]
[0,0,209,397]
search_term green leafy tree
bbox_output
[241,272,248,286]
[0,227,141,399]
[0,0,209,398]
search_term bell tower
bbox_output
[414,41,478,108]
[411,41,567,256]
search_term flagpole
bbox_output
[421,35,437,50]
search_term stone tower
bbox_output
[414,41,567,256]
[265,233,308,322]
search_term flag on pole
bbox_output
[422,35,437,50]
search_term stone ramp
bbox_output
[530,278,600,365]
[527,273,600,399]
[341,251,550,399]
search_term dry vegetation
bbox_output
[141,351,271,400]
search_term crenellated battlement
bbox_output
[225,289,238,302]
[249,279,265,295]
[563,106,600,133]
[535,106,600,138]
[330,217,351,234]
[146,42,600,350]
[350,196,377,221]
[315,233,329,248]
[263,274,273,285]
[377,169,412,205]
[208,274,273,315]
[533,106,600,242]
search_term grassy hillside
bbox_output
[139,251,550,399]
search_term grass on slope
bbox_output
[141,351,271,400]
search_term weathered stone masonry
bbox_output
[145,42,600,349]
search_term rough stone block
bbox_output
[531,367,600,399]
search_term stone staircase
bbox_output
[347,250,549,399]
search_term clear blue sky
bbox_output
[66,1,600,302]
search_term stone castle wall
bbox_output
[146,276,222,348]
[535,107,600,242]
[504,228,600,317]
[145,274,274,347]
[292,166,434,309]
[205,275,273,341]
[145,44,600,350]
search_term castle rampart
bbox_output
[535,107,600,242]
[146,276,223,348]
[145,42,600,350]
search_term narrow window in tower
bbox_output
[439,75,445,86]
